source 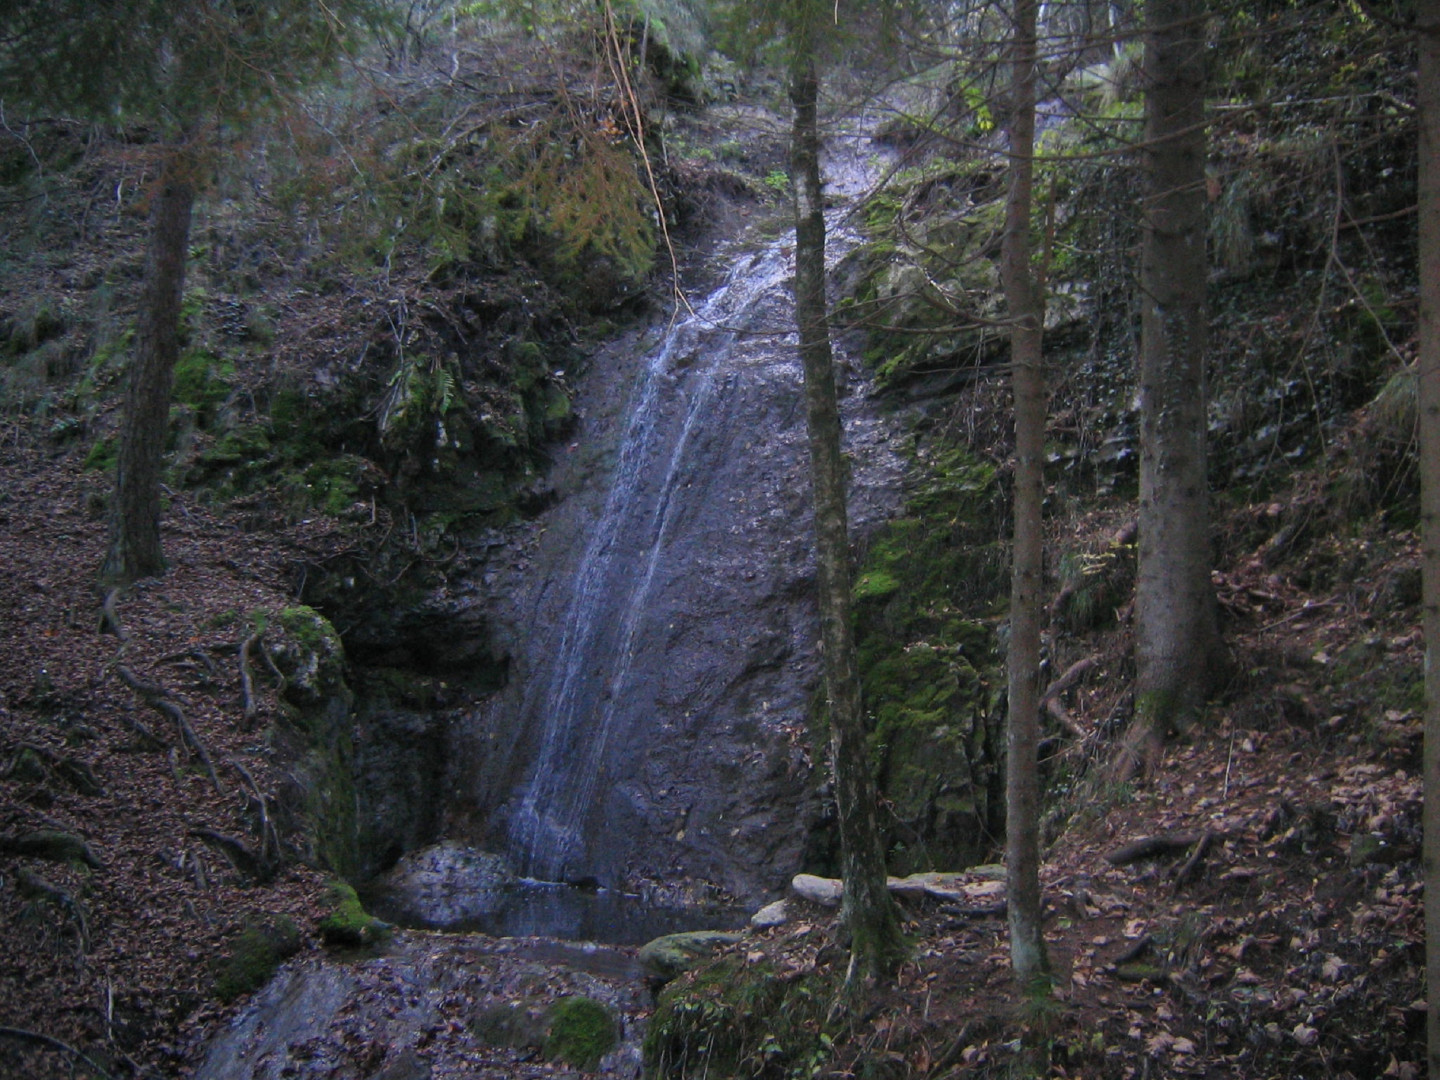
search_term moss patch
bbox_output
[544,996,618,1070]
[644,954,840,1080]
[213,916,301,1002]
[316,880,390,947]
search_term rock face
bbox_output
[448,197,905,902]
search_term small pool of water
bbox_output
[367,880,748,947]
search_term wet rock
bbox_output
[368,840,515,928]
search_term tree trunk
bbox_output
[790,60,906,983]
[1001,0,1050,991]
[102,154,195,584]
[1120,0,1218,779]
[1415,8,1440,1074]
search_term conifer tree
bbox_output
[0,0,378,583]
[781,0,907,982]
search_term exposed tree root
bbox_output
[0,1025,112,1079]
[239,631,262,725]
[115,664,224,795]
[188,826,276,884]
[15,868,92,953]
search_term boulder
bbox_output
[638,930,744,982]
[790,873,843,906]
[370,841,514,929]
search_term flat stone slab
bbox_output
[790,869,1009,907]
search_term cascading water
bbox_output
[460,135,903,902]
[507,241,797,880]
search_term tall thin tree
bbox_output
[1415,5,1440,1072]
[1001,0,1051,990]
[787,8,907,982]
[1119,0,1221,779]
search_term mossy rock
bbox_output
[644,955,840,1080]
[316,881,391,947]
[472,1001,549,1052]
[273,604,351,707]
[638,930,744,982]
[213,916,301,1002]
[544,996,617,1070]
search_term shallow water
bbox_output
[368,878,748,947]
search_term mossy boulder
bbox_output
[644,954,840,1080]
[638,930,744,983]
[273,605,351,708]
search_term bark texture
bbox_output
[1122,0,1219,779]
[1416,9,1440,1074]
[1000,0,1050,989]
[102,155,196,584]
[790,62,905,982]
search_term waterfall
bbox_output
[507,240,797,880]
[475,135,903,896]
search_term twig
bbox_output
[0,1025,113,1079]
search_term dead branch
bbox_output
[1105,831,1206,866]
[1173,830,1216,890]
[0,1025,113,1079]
[115,664,224,795]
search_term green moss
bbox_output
[213,916,301,1002]
[644,955,840,1080]
[544,997,618,1070]
[316,881,390,947]
[849,444,1007,873]
[82,435,116,472]
[172,347,235,428]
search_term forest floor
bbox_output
[0,395,1428,1079]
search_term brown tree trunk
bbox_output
[1120,0,1219,779]
[790,60,906,983]
[1416,8,1440,1074]
[1001,0,1050,991]
[101,154,195,585]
